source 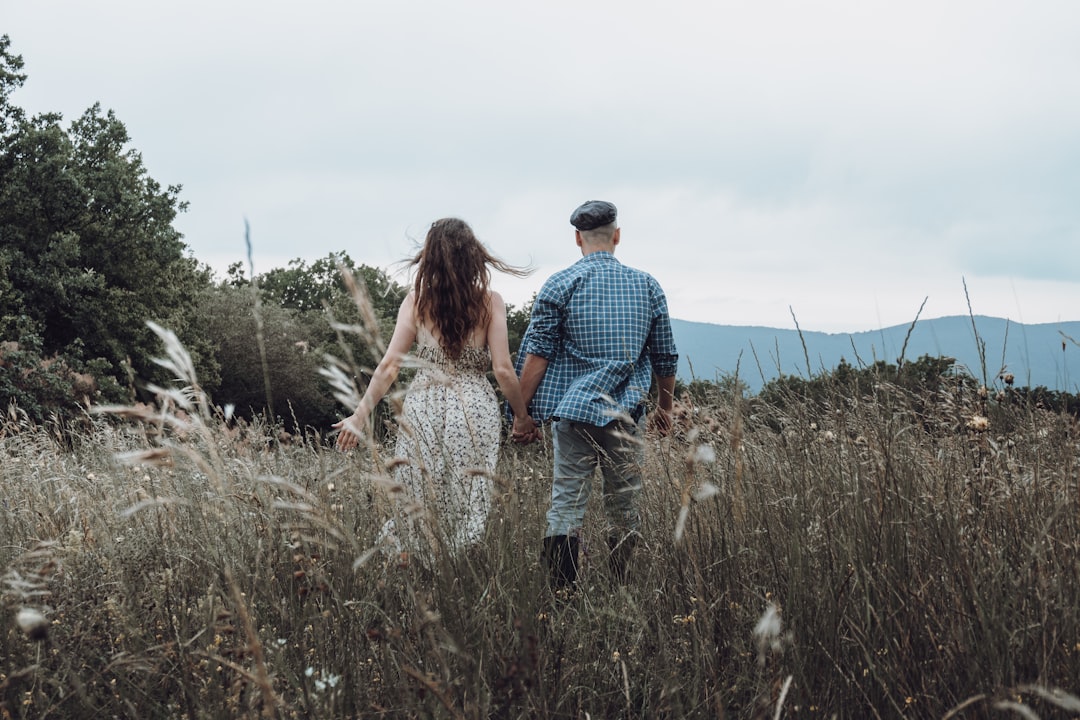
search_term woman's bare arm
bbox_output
[333,292,417,450]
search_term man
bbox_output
[515,200,678,591]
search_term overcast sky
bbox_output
[7,1,1080,332]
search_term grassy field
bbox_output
[3,360,1080,718]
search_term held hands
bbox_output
[332,413,367,451]
[511,414,541,444]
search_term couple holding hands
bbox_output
[334,200,678,590]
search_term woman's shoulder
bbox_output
[397,290,419,323]
[397,289,418,311]
[481,290,507,322]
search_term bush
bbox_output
[0,331,97,428]
[195,284,337,433]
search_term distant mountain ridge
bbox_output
[670,315,1080,393]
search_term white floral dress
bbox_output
[386,343,500,554]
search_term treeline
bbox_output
[678,353,1080,438]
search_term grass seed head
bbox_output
[16,607,49,641]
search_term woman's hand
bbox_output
[511,414,540,444]
[333,413,367,451]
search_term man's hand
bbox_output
[650,375,676,438]
[649,407,673,437]
[511,414,541,444]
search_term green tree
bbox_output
[259,252,353,313]
[505,295,534,360]
[252,253,404,326]
[0,35,25,135]
[294,257,408,371]
[195,283,335,432]
[191,257,410,431]
[757,353,970,425]
[0,37,211,412]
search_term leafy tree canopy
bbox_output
[0,35,212,415]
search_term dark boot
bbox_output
[542,535,579,590]
[608,534,637,584]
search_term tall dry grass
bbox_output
[3,310,1080,718]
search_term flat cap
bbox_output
[570,200,617,231]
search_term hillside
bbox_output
[671,315,1080,393]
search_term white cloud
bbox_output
[5,0,1080,332]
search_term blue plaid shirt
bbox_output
[515,251,679,426]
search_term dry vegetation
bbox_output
[3,326,1080,719]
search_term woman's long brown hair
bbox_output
[410,218,530,358]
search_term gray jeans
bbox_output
[545,417,646,538]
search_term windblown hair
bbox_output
[410,218,530,358]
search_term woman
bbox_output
[334,218,538,554]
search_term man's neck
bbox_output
[580,244,615,257]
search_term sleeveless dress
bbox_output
[386,343,500,554]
